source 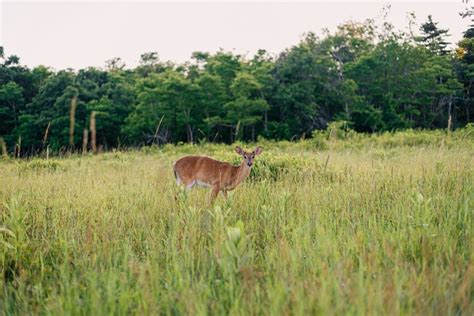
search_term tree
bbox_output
[321,20,375,121]
[194,72,227,140]
[347,39,427,130]
[455,6,474,125]
[0,13,470,155]
[417,15,450,55]
[221,72,270,141]
[105,57,125,72]
[271,33,346,138]
[0,82,24,140]
[204,51,242,92]
[136,52,168,77]
[123,69,201,144]
[246,49,275,135]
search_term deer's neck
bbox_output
[233,161,251,185]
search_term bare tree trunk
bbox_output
[264,111,268,133]
[90,111,97,154]
[467,80,472,123]
[152,115,164,145]
[235,121,241,142]
[0,137,7,159]
[465,96,470,124]
[10,101,17,128]
[186,124,194,144]
[69,95,78,149]
[82,129,89,154]
[259,91,268,134]
[16,135,21,158]
[447,95,452,133]
[42,122,51,149]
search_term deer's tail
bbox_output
[173,162,182,185]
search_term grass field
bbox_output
[1,129,473,315]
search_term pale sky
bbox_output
[0,0,468,70]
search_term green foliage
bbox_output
[249,154,310,181]
[217,219,253,285]
[0,82,24,144]
[0,13,472,155]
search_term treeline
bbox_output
[1,14,473,155]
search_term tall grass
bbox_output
[0,130,473,315]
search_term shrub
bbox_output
[249,154,312,181]
[19,159,65,173]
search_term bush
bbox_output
[326,120,356,140]
[19,159,65,173]
[307,124,474,151]
[250,154,313,181]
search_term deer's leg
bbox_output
[210,186,220,204]
[221,190,228,199]
[174,178,194,203]
[185,180,195,190]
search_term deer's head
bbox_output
[235,146,262,167]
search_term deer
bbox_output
[173,146,262,203]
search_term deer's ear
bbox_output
[235,146,244,155]
[253,146,262,155]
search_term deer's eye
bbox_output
[244,155,247,159]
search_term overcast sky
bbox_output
[0,0,468,70]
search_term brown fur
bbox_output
[173,146,262,203]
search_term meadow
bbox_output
[0,128,473,315]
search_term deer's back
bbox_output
[174,156,236,185]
